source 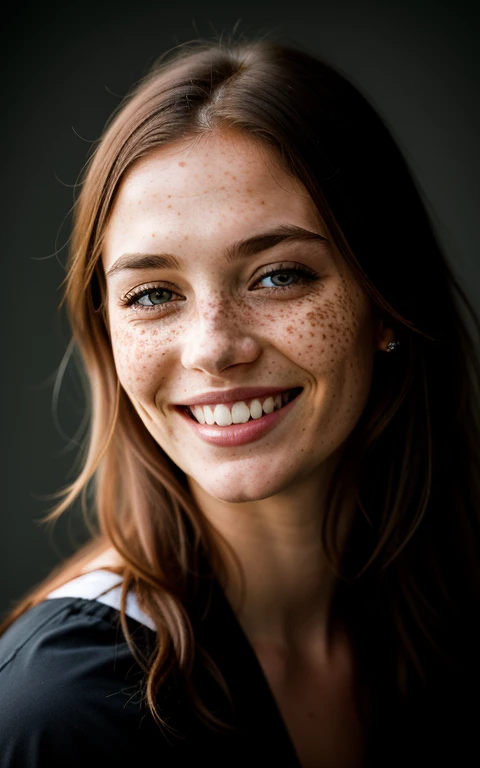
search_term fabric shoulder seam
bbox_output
[0,602,77,675]
[0,598,126,676]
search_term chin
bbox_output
[189,471,291,504]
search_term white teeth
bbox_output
[192,405,206,424]
[203,405,216,425]
[188,390,297,426]
[213,404,232,426]
[231,402,251,424]
[262,396,275,414]
[249,399,263,419]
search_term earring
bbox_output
[386,341,400,352]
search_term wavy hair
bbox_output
[2,35,480,748]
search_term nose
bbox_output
[180,301,262,376]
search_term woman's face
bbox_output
[102,130,383,503]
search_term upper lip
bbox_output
[174,386,302,407]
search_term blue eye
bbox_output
[255,267,315,289]
[122,285,182,312]
[132,288,173,306]
[120,265,319,314]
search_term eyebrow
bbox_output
[105,224,330,279]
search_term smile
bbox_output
[175,387,304,448]
[183,388,302,426]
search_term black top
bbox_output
[1,569,476,767]
[0,570,304,768]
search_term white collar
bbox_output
[45,568,156,631]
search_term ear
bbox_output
[374,315,397,352]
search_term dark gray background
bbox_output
[2,0,478,618]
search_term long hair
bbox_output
[2,35,480,748]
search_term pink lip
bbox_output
[175,389,303,447]
[174,386,298,408]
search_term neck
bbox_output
[188,474,355,656]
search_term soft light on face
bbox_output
[102,130,380,503]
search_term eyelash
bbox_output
[119,264,320,314]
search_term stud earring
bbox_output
[386,341,400,352]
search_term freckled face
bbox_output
[102,130,379,503]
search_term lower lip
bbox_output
[174,390,303,447]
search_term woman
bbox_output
[1,36,479,767]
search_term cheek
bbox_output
[254,282,367,372]
[110,324,170,396]
[108,279,371,395]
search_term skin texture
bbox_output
[101,129,394,658]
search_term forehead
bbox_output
[116,129,306,202]
[102,130,325,270]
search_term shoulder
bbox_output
[0,585,176,766]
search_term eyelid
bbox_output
[118,262,321,313]
[121,261,318,295]
[122,281,178,304]
[255,261,319,281]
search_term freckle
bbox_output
[184,235,188,240]
[261,200,265,205]
[152,233,156,237]
[168,195,171,198]
[177,212,181,216]
[178,161,186,167]
[168,204,172,208]
[323,334,326,339]
[232,175,237,180]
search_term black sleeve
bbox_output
[0,599,180,767]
